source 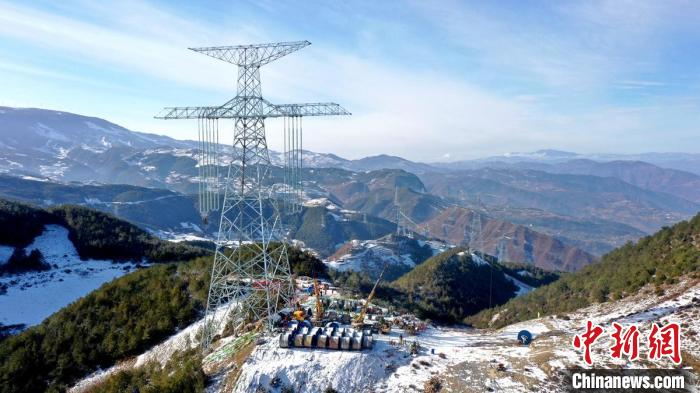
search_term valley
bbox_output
[2,108,698,267]
[0,107,698,393]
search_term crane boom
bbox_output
[354,264,387,326]
[313,278,324,325]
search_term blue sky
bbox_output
[0,0,698,161]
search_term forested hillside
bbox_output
[468,212,700,328]
[390,248,561,323]
[289,205,395,256]
[0,199,205,262]
[0,246,325,392]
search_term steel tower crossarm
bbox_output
[189,41,311,67]
[155,101,350,119]
[270,103,351,117]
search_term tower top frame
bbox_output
[188,40,311,67]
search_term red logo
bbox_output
[648,322,682,364]
[573,320,682,365]
[610,322,640,361]
[573,320,604,365]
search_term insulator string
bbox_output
[204,119,211,213]
[194,115,222,217]
[295,116,300,211]
[292,116,296,210]
[283,116,287,212]
[280,115,304,214]
[206,117,211,214]
[214,118,219,211]
[197,116,201,216]
[208,118,213,212]
[299,116,303,211]
[199,118,207,216]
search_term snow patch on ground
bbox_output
[33,122,69,142]
[21,175,48,182]
[0,245,14,264]
[153,230,212,243]
[469,251,489,266]
[0,225,139,327]
[504,274,534,297]
[233,333,400,393]
[180,222,203,232]
[325,237,448,277]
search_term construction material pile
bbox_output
[279,321,374,350]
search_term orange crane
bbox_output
[353,264,387,327]
[312,277,324,326]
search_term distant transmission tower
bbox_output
[156,41,350,349]
[394,187,429,238]
[395,187,408,237]
[469,211,482,252]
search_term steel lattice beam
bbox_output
[189,41,311,67]
[155,100,350,120]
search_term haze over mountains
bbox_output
[0,106,698,272]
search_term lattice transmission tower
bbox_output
[393,187,429,238]
[156,41,350,349]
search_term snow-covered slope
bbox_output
[0,225,141,328]
[325,236,450,279]
[231,279,700,392]
[65,274,699,393]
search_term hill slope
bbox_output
[390,248,559,323]
[289,201,396,256]
[421,206,596,272]
[0,175,205,235]
[325,234,449,280]
[321,170,596,271]
[518,159,700,203]
[0,199,205,262]
[421,168,699,234]
[0,241,325,393]
[468,212,700,328]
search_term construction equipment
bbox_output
[378,316,392,334]
[353,264,387,327]
[312,278,324,326]
[292,302,306,321]
[380,322,392,334]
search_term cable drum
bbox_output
[517,330,532,345]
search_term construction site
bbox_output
[150,39,448,391]
[277,266,426,350]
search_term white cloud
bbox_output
[0,0,698,160]
[0,1,249,93]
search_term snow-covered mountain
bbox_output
[324,234,451,280]
[0,107,354,188]
[0,107,195,152]
[1,107,697,270]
